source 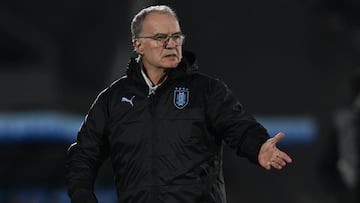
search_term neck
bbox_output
[143,67,167,86]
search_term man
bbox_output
[65,5,292,203]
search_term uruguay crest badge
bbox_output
[173,87,189,109]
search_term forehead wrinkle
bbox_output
[141,12,181,35]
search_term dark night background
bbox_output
[0,0,359,202]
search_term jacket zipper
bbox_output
[148,92,159,202]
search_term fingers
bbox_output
[263,152,293,170]
[268,156,287,170]
[278,151,293,163]
[270,133,293,163]
[264,158,284,170]
[270,160,283,170]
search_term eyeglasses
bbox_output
[137,33,185,46]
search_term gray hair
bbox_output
[131,5,178,40]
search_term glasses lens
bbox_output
[149,33,185,46]
[154,34,169,43]
[171,34,184,45]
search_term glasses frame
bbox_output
[136,32,185,47]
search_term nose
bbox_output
[163,37,177,48]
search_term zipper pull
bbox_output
[147,88,156,98]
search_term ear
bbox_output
[133,39,144,54]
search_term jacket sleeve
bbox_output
[65,89,110,202]
[205,78,270,164]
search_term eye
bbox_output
[172,34,182,40]
[154,34,168,41]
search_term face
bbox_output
[133,12,183,71]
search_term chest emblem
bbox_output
[121,96,135,107]
[173,87,189,109]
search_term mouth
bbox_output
[164,53,177,58]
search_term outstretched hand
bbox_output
[258,132,292,170]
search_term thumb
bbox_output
[272,132,285,143]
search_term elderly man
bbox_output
[65,5,292,203]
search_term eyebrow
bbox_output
[154,31,182,35]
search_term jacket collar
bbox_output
[126,50,199,82]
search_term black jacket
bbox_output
[65,51,270,203]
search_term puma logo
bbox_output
[121,96,135,107]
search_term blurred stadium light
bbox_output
[0,112,317,144]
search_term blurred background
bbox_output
[0,0,359,202]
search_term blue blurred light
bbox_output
[0,187,117,203]
[0,111,83,142]
[257,115,317,145]
[0,112,317,145]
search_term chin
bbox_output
[163,65,177,69]
[162,61,180,68]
